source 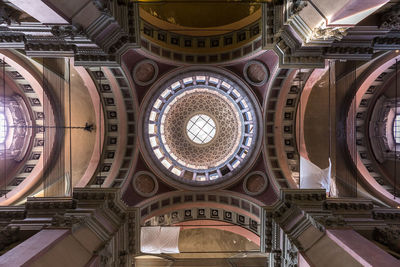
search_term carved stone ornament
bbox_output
[273,249,282,267]
[94,241,113,267]
[132,60,159,87]
[374,226,400,254]
[0,2,22,25]
[243,61,269,87]
[0,225,19,250]
[243,171,269,195]
[284,237,298,267]
[51,213,85,227]
[380,9,400,31]
[51,25,84,40]
[314,215,346,228]
[291,0,308,17]
[311,25,348,41]
[92,0,109,14]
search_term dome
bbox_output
[140,0,260,30]
[140,68,262,189]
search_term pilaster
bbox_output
[263,189,400,266]
[0,188,140,267]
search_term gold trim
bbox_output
[139,7,261,36]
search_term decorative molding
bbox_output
[92,0,109,14]
[132,59,158,86]
[0,225,20,251]
[374,226,400,254]
[243,171,269,196]
[314,215,347,228]
[25,197,77,210]
[264,188,400,260]
[140,19,262,64]
[0,207,26,223]
[324,199,374,211]
[132,171,158,198]
[144,206,260,236]
[291,0,308,17]
[372,209,400,221]
[264,68,299,190]
[84,66,136,188]
[0,2,22,25]
[380,8,400,31]
[51,213,85,228]
[370,96,400,162]
[263,211,273,253]
[0,0,140,65]
[50,25,84,40]
[261,2,389,68]
[243,60,269,87]
[311,25,348,41]
[351,61,400,198]
[139,191,262,223]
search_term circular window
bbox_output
[140,68,262,189]
[186,114,216,144]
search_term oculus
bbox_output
[186,114,216,145]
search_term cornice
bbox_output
[263,189,400,257]
[0,1,139,66]
[261,2,395,68]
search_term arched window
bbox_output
[0,112,7,144]
[394,114,400,144]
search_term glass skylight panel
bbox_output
[171,168,181,176]
[196,76,205,82]
[183,77,192,84]
[209,77,218,84]
[0,113,7,144]
[221,81,230,89]
[394,115,400,143]
[186,114,216,144]
[171,81,180,90]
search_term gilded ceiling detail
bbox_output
[139,0,261,28]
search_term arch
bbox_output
[0,50,56,205]
[176,220,260,245]
[137,191,264,244]
[73,65,105,188]
[346,51,400,206]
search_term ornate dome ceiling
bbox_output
[162,88,241,170]
[139,0,260,30]
[139,68,262,190]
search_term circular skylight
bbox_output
[186,114,216,144]
[0,112,7,144]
